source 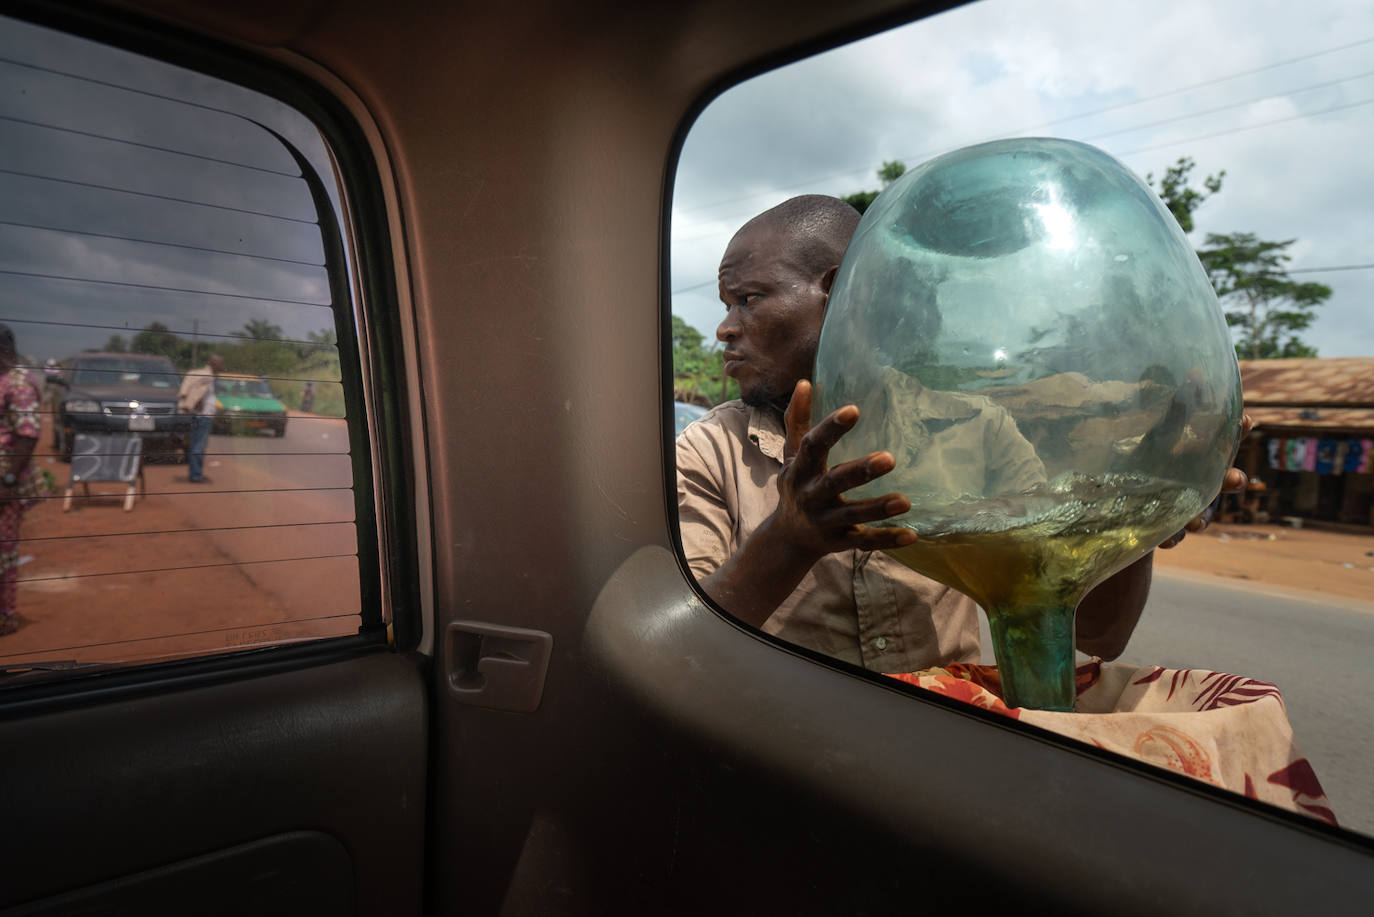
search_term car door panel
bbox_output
[586,545,1374,913]
[0,651,426,914]
[3,1,1372,914]
[6,832,354,917]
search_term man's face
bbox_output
[716,222,830,412]
[209,356,225,373]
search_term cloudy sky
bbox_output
[0,16,342,366]
[670,0,1374,359]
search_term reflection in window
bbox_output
[0,14,367,672]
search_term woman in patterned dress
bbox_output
[0,324,41,636]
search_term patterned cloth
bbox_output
[0,365,40,619]
[0,366,40,462]
[889,660,1336,825]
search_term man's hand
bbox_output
[769,380,917,562]
[694,379,914,628]
[1159,412,1253,549]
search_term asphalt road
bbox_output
[1122,572,1374,837]
[979,571,1374,837]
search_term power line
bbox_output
[1114,95,1374,157]
[0,611,360,662]
[670,279,717,296]
[23,485,353,502]
[17,553,358,586]
[11,364,345,390]
[1084,68,1374,143]
[974,37,1374,140]
[1288,263,1374,274]
[675,34,1374,220]
[674,263,1374,304]
[19,520,355,545]
[31,452,347,461]
[0,219,325,270]
[0,268,331,309]
[673,96,1374,294]
[0,53,300,164]
[2,318,336,352]
[0,112,298,180]
[0,166,319,226]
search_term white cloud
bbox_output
[672,0,1374,357]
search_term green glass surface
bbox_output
[813,138,1242,710]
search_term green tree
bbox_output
[307,327,338,349]
[131,322,183,360]
[1198,233,1332,361]
[671,314,737,406]
[102,334,128,352]
[1146,156,1224,234]
[238,318,284,341]
[840,159,907,215]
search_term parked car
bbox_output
[673,400,708,437]
[213,373,289,437]
[53,352,191,462]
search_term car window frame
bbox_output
[657,0,1374,848]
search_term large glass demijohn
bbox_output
[813,138,1242,710]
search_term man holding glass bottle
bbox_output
[676,194,1244,673]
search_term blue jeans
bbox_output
[188,415,213,481]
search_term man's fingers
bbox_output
[815,493,910,530]
[820,451,896,497]
[1221,467,1247,493]
[792,404,860,477]
[1241,412,1254,437]
[848,523,919,552]
[783,379,813,457]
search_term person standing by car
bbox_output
[41,358,62,408]
[0,325,42,636]
[177,354,224,484]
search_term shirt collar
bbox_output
[747,405,787,464]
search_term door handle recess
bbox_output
[444,620,553,712]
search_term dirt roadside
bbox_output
[1153,521,1374,610]
[2,413,358,666]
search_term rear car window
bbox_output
[0,13,376,677]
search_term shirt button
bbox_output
[875,636,888,650]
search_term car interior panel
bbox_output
[0,1,1370,914]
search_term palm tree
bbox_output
[238,319,284,341]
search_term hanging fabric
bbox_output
[1314,440,1336,475]
[1345,439,1365,474]
[1302,438,1319,472]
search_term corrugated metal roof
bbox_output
[1246,406,1374,433]
[1240,357,1374,408]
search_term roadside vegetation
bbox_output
[97,321,345,416]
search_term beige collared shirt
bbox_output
[676,400,983,674]
[841,371,1047,505]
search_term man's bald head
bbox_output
[715,196,862,412]
[733,194,861,282]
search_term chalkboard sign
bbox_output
[70,432,144,483]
